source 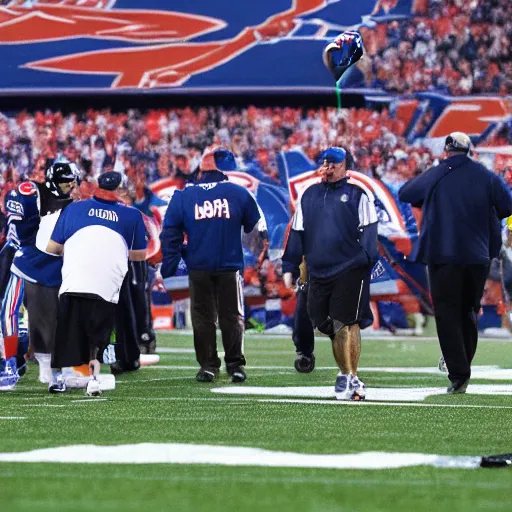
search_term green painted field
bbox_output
[1,332,512,512]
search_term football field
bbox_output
[1,332,512,512]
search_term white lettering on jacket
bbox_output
[88,208,119,222]
[194,199,230,220]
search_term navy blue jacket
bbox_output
[160,171,263,277]
[282,177,378,280]
[399,154,512,265]
[5,181,72,287]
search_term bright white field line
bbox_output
[0,443,481,470]
[211,384,512,402]
[0,417,26,420]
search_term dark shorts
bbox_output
[307,266,370,336]
[52,293,115,368]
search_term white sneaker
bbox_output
[48,375,66,394]
[350,375,366,400]
[34,353,52,384]
[334,372,352,400]
[86,377,102,397]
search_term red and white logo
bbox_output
[18,181,37,196]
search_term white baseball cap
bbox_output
[444,132,471,153]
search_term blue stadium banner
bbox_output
[0,0,413,94]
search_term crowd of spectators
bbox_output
[0,106,442,200]
[360,0,512,96]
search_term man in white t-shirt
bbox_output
[46,172,147,396]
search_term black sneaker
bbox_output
[230,367,247,383]
[294,354,315,373]
[196,368,217,382]
[447,378,470,394]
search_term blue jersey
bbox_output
[51,197,147,303]
[5,181,72,287]
[283,177,378,280]
[160,171,263,277]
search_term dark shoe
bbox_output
[447,378,470,394]
[110,360,141,375]
[294,354,315,373]
[196,368,217,382]
[229,366,247,383]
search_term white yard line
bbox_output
[0,443,482,469]
[70,399,109,403]
[212,384,512,402]
[156,348,196,354]
[0,417,26,420]
[18,404,67,408]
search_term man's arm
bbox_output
[129,211,148,261]
[46,206,69,257]
[159,190,185,278]
[46,240,64,256]
[282,199,305,278]
[398,169,436,208]
[491,174,512,220]
[243,192,269,270]
[358,193,379,264]
[4,189,25,249]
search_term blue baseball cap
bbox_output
[98,171,123,191]
[213,149,239,172]
[316,147,347,166]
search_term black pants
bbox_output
[429,263,489,382]
[189,270,246,372]
[52,293,115,368]
[0,244,15,299]
[24,281,59,354]
[292,284,315,357]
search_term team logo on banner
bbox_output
[1,0,413,90]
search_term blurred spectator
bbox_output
[1,103,510,208]
[360,0,512,96]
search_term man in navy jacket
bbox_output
[160,149,267,383]
[283,147,378,400]
[399,132,512,393]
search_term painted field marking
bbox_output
[18,404,67,408]
[211,384,512,402]
[71,399,109,403]
[0,417,26,420]
[0,443,482,470]
[156,348,196,354]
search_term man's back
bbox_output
[51,197,146,303]
[165,177,261,273]
[400,154,512,264]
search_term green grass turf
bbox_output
[1,332,512,512]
